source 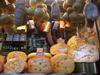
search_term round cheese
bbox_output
[50,43,70,55]
[0,55,5,63]
[28,53,52,59]
[51,53,75,74]
[28,56,53,74]
[4,58,26,74]
[7,51,27,61]
[67,35,81,47]
[68,43,99,62]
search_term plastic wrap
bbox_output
[68,43,99,62]
[51,0,60,21]
[13,34,20,41]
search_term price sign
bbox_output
[59,48,67,53]
[14,52,21,58]
[78,39,85,43]
[36,52,44,56]
[37,48,43,52]
[57,38,65,43]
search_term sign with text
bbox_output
[57,38,65,43]
[59,48,67,53]
[37,48,43,52]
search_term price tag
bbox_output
[37,48,43,52]
[57,38,65,43]
[78,39,85,43]
[36,52,44,56]
[14,52,21,58]
[59,48,67,53]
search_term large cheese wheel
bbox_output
[7,51,27,61]
[28,56,53,74]
[4,58,26,74]
[50,43,70,55]
[68,43,99,62]
[0,55,5,63]
[67,35,81,47]
[28,53,52,59]
[51,53,75,74]
[0,60,4,73]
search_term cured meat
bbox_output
[14,0,25,26]
[51,0,60,21]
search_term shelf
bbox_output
[3,41,26,43]
[2,50,25,52]
[0,73,96,75]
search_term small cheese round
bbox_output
[51,53,75,74]
[4,58,26,74]
[28,56,53,74]
[50,43,70,55]
[68,43,99,62]
[67,35,81,47]
[7,51,27,61]
[28,53,52,59]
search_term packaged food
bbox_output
[50,43,70,55]
[28,53,52,59]
[6,34,13,41]
[20,34,27,41]
[13,34,20,41]
[28,56,53,74]
[51,53,75,74]
[68,43,99,62]
[4,58,26,74]
[7,51,27,61]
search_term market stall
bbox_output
[0,0,99,75]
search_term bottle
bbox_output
[43,41,48,52]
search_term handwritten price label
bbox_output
[37,48,43,52]
[36,52,44,56]
[57,38,65,43]
[59,48,67,53]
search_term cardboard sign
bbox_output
[59,48,67,53]
[57,38,65,43]
[36,52,44,56]
[37,48,43,52]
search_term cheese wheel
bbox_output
[95,38,99,50]
[51,53,75,74]
[4,58,26,74]
[0,55,5,63]
[68,43,99,62]
[28,53,52,59]
[28,56,53,74]
[67,35,81,47]
[50,43,70,55]
[7,51,27,61]
[0,60,4,73]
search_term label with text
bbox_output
[36,52,44,56]
[59,48,67,53]
[78,39,85,43]
[37,48,43,52]
[57,38,65,43]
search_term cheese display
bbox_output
[67,35,81,47]
[68,43,99,62]
[50,43,70,55]
[4,58,26,74]
[7,51,27,61]
[28,53,52,59]
[0,55,5,63]
[0,60,4,73]
[28,56,52,74]
[51,53,75,74]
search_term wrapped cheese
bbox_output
[50,43,70,55]
[4,58,26,74]
[28,53,52,59]
[67,35,81,47]
[28,56,53,74]
[68,43,99,62]
[7,51,27,61]
[51,53,75,74]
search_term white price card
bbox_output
[57,38,65,43]
[59,48,67,53]
[37,48,43,52]
[36,52,44,56]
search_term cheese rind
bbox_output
[0,55,5,63]
[68,43,99,62]
[51,53,75,74]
